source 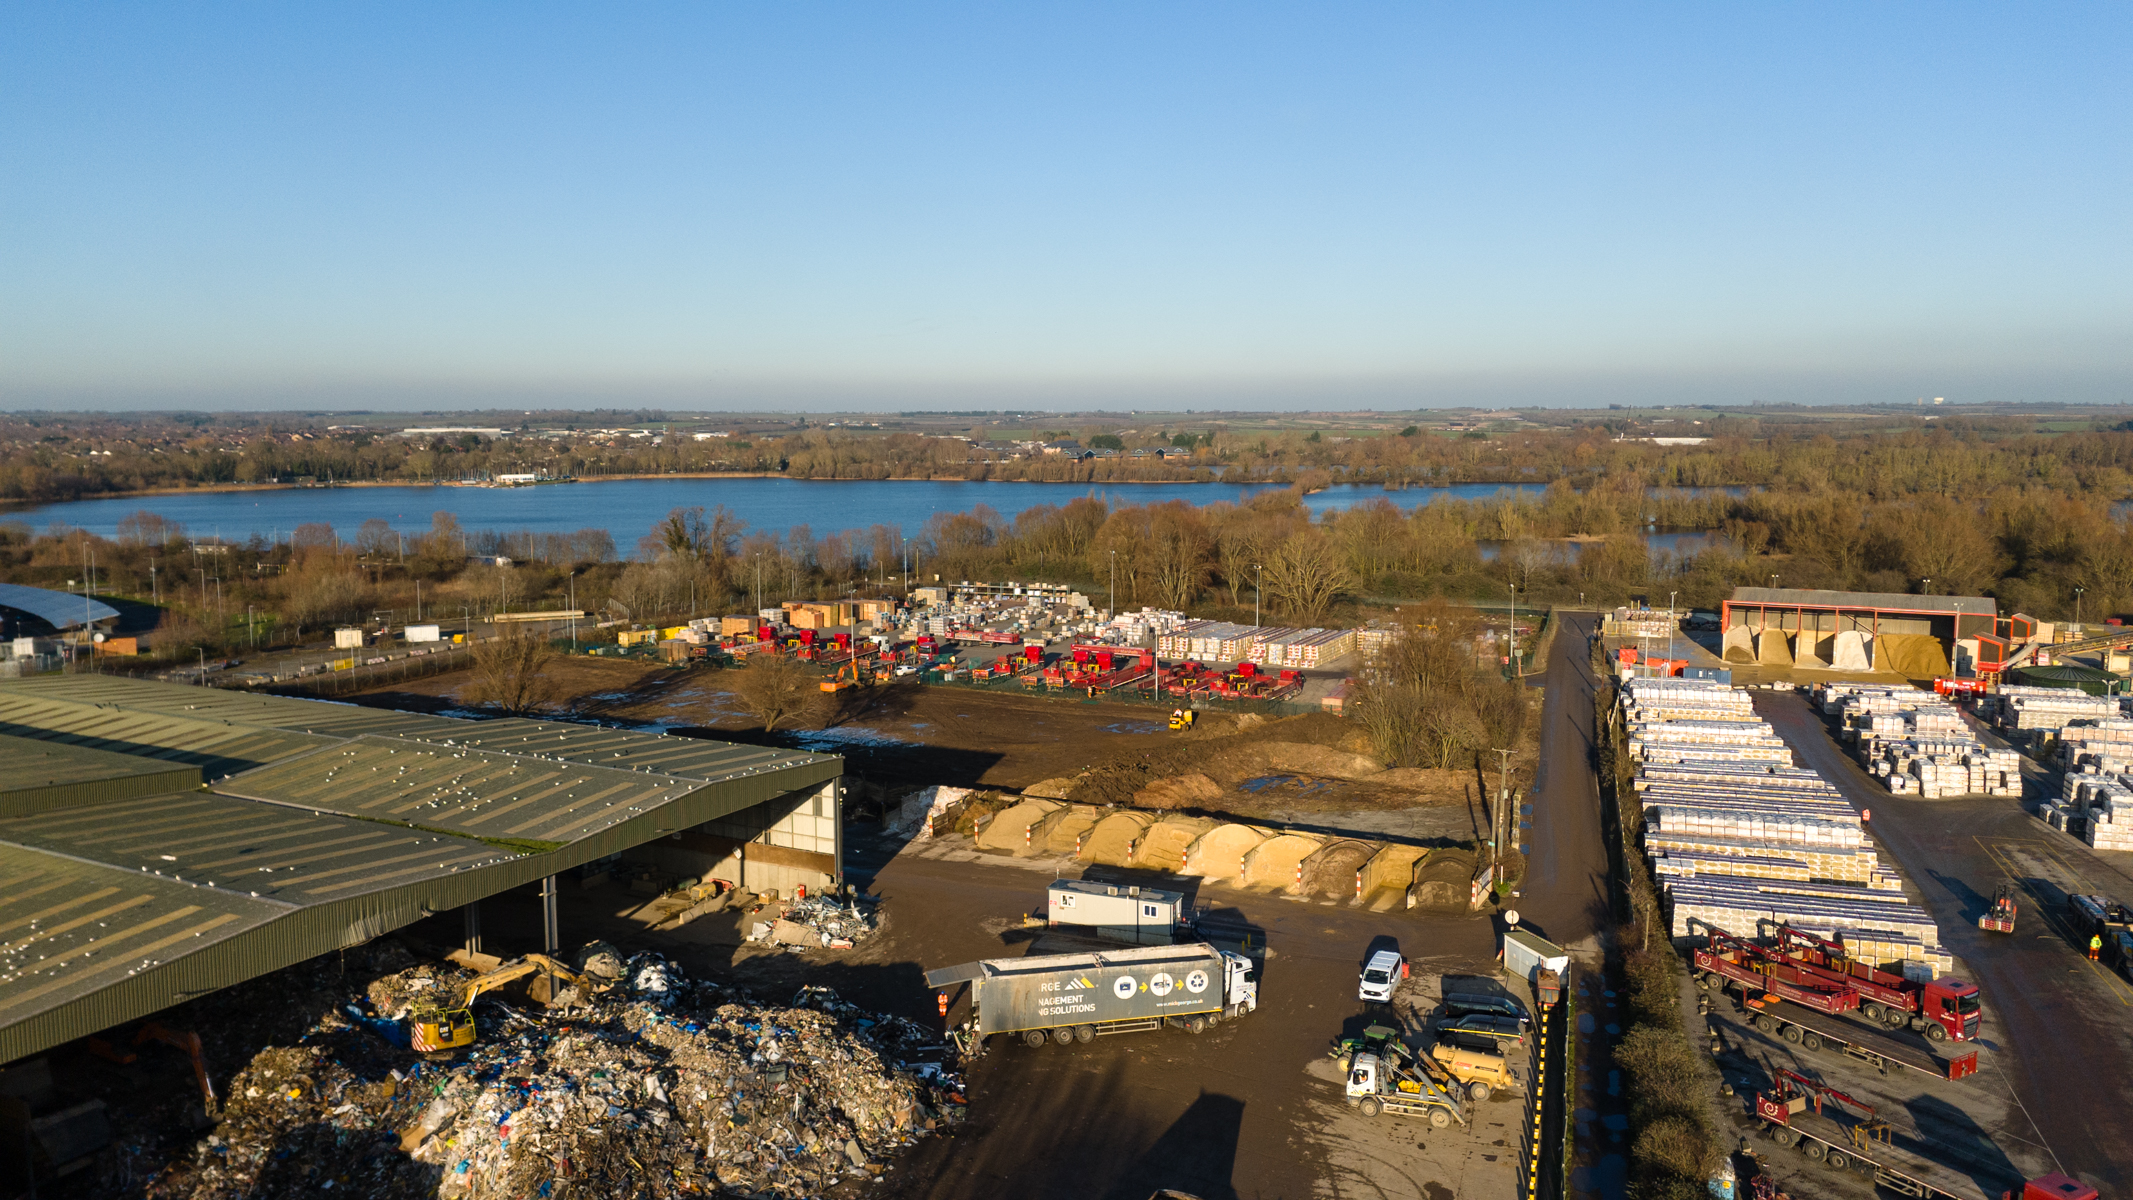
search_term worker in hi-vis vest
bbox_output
[2090,933,2104,961]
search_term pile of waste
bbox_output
[148,952,962,1199]
[750,894,880,950]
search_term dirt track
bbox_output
[351,657,1499,826]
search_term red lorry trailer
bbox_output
[1771,925,1983,1042]
[1695,930,1979,1081]
[1752,1071,2082,1200]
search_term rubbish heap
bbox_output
[750,894,880,950]
[150,953,962,1200]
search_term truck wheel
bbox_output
[1924,1023,1948,1042]
[1885,1010,1909,1029]
[1186,1016,1208,1035]
[1429,1108,1451,1129]
[1805,1143,1826,1162]
[1697,973,1718,991]
[1772,1129,1798,1149]
[1827,1151,1850,1171]
[1861,1002,1885,1024]
[1467,1082,1491,1102]
[1754,1015,1777,1034]
[1074,1024,1095,1044]
[1052,1027,1075,1046]
[1358,1097,1382,1118]
[1800,1033,1822,1051]
[1022,1030,1047,1049]
[1780,1025,1802,1045]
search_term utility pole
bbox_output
[1254,564,1262,627]
[1508,587,1518,677]
[1109,550,1116,616]
[2076,586,2085,628]
[1490,748,1514,876]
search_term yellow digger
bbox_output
[409,953,598,1052]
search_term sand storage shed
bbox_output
[1042,805,1105,854]
[1299,838,1378,901]
[1239,832,1325,891]
[1078,810,1159,866]
[1722,625,1756,664]
[1134,815,1217,872]
[974,797,1064,852]
[1409,848,1478,910]
[1180,823,1267,881]
[1874,633,1950,679]
[1357,844,1430,909]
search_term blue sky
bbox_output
[2,5,2127,411]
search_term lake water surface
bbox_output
[5,478,1556,543]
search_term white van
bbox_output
[1359,949,1407,1003]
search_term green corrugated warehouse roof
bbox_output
[0,675,843,1065]
[0,733,204,816]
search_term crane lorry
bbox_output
[1694,929,1979,1081]
[1768,925,1983,1042]
[1754,1070,2094,1200]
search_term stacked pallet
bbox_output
[2057,719,2133,772]
[2053,770,2133,851]
[1622,677,1955,973]
[1991,686,2116,733]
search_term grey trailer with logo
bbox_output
[925,942,1257,1048]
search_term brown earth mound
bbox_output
[1060,712,1397,809]
[1298,838,1377,900]
[1409,848,1478,911]
[1134,773,1225,809]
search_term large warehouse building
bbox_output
[0,676,842,1066]
[1720,586,2033,676]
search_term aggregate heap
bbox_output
[1624,677,1952,975]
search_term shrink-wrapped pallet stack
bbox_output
[1623,677,1954,972]
[2055,769,2133,851]
[1820,682,2021,797]
[1989,685,2117,733]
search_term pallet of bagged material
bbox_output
[1643,834,1881,882]
[1650,851,1812,882]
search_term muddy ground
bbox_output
[349,657,1538,829]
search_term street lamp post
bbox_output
[1254,564,1263,628]
[1109,551,1116,616]
[2075,587,2085,629]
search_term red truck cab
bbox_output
[2006,1174,2097,1200]
[1918,978,1983,1042]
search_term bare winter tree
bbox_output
[731,652,821,732]
[467,625,557,716]
[1261,527,1353,624]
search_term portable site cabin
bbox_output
[1048,878,1189,946]
[1503,929,1570,985]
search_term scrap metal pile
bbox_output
[751,894,880,950]
[147,953,961,1199]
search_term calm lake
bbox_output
[4,479,1556,543]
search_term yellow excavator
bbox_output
[409,953,600,1052]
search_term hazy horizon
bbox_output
[5,5,2128,412]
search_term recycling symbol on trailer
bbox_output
[1112,975,1138,999]
[1184,969,1209,994]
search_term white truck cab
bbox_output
[1359,949,1406,1003]
[1224,952,1260,1015]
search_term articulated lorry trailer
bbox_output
[926,942,1258,1049]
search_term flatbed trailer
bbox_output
[1708,991,1979,1081]
[1755,1090,2016,1199]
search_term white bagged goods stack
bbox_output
[1992,686,2116,733]
[2056,770,2133,850]
[1622,677,1955,973]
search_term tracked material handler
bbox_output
[409,953,609,1052]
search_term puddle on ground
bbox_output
[1238,774,1350,797]
[1102,721,1165,735]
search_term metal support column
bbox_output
[540,875,559,956]
[462,900,482,957]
